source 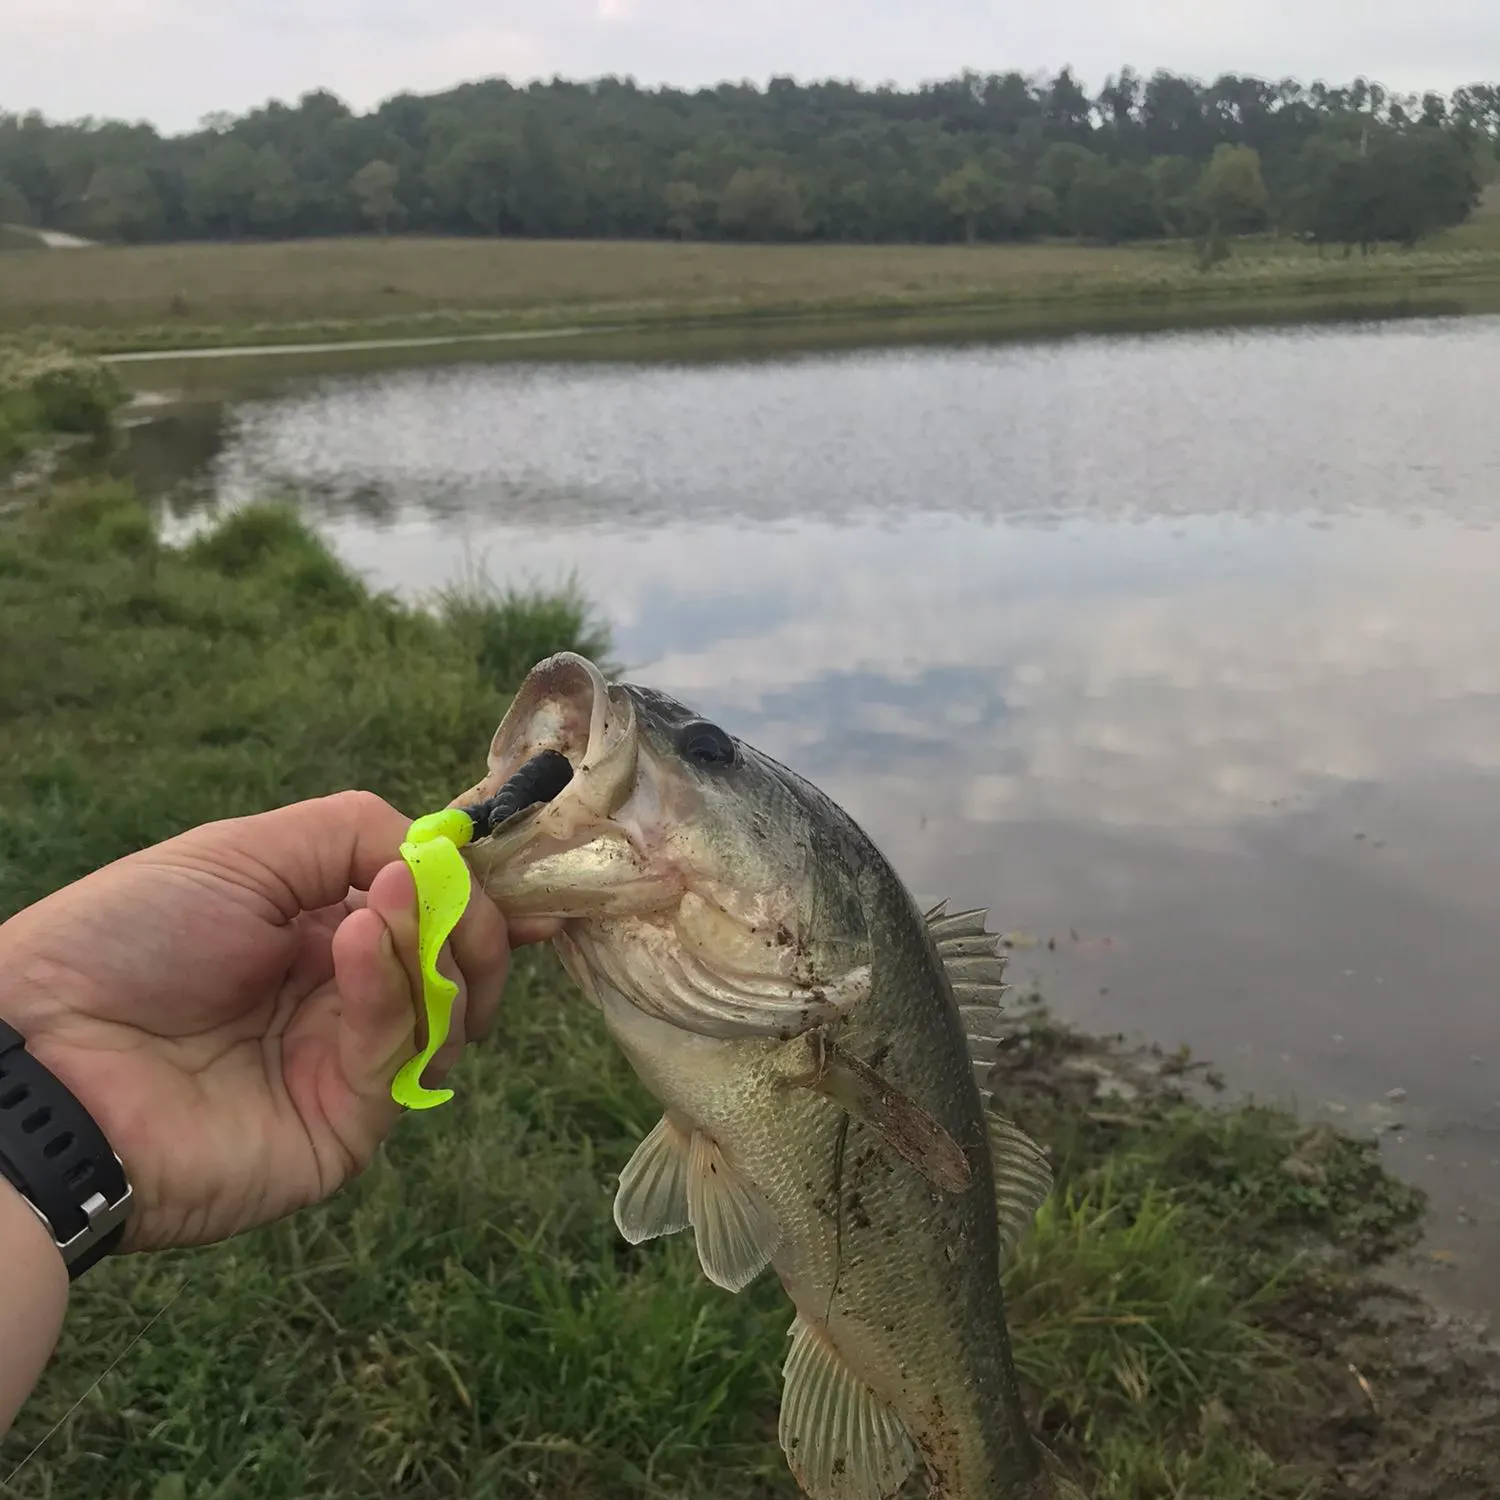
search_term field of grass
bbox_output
[1,477,1496,1500]
[4,228,1500,357]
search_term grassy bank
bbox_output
[1,484,1496,1500]
[4,232,1500,357]
[0,346,125,469]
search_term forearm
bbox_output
[0,1177,68,1438]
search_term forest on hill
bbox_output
[2,70,1497,251]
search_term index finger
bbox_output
[165,790,415,923]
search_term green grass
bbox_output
[3,232,1500,358]
[0,346,125,471]
[0,481,1454,1500]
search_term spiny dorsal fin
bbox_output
[780,1314,917,1500]
[926,903,1053,1260]
[924,899,1011,1006]
[926,899,1013,1109]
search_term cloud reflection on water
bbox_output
[192,316,1500,1307]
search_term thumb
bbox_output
[328,861,428,1138]
[330,859,478,1105]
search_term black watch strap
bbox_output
[0,1018,132,1280]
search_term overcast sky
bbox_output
[2,0,1495,133]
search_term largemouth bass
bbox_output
[453,652,1084,1500]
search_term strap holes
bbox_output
[43,1131,75,1160]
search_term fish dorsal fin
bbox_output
[614,1115,692,1245]
[686,1129,780,1293]
[780,1314,917,1500]
[924,900,1010,1010]
[615,1117,781,1293]
[924,904,1053,1259]
[987,1112,1053,1262]
[925,900,1014,1110]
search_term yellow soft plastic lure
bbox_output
[390,807,476,1111]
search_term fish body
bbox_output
[455,653,1082,1500]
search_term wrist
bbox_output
[0,1017,134,1278]
[0,1173,69,1436]
[0,1167,70,1294]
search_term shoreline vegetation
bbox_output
[3,67,1496,370]
[3,230,1500,360]
[0,344,126,468]
[2,394,1498,1494]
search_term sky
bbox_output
[1,0,1496,133]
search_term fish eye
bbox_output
[677,719,737,768]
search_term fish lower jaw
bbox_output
[466,819,687,920]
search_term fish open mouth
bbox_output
[453,652,878,1041]
[450,652,677,919]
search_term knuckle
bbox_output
[325,788,397,824]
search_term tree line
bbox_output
[1,70,1496,252]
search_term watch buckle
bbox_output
[24,1153,134,1267]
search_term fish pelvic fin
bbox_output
[613,1115,692,1244]
[780,1313,917,1500]
[615,1115,780,1292]
[926,902,1054,1260]
[685,1129,780,1292]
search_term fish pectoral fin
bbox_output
[801,1042,973,1195]
[614,1115,692,1245]
[686,1130,779,1292]
[987,1112,1054,1262]
[779,1314,917,1500]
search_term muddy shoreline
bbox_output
[999,1003,1500,1498]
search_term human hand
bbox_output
[0,791,543,1253]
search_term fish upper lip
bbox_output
[453,652,608,800]
[452,651,641,870]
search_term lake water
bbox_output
[133,315,1500,1316]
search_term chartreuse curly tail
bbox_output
[391,808,477,1111]
[389,751,576,1111]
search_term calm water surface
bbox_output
[139,316,1500,1314]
